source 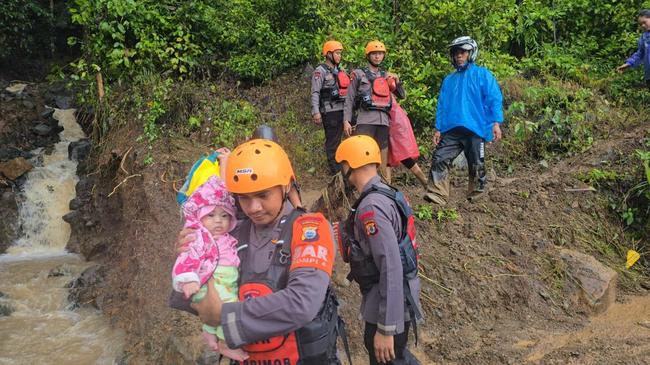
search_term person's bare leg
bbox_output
[201,330,220,351]
[380,148,391,183]
[409,163,429,189]
[384,166,392,183]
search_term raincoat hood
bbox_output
[182,175,237,233]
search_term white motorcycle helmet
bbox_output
[448,36,479,68]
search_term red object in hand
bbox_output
[388,98,420,167]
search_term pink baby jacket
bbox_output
[172,176,239,292]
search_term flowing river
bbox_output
[0,109,125,365]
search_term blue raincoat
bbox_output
[625,31,650,80]
[435,63,503,142]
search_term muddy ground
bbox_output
[2,68,649,364]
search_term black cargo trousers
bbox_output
[322,110,344,174]
[428,127,486,202]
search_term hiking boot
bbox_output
[424,192,447,206]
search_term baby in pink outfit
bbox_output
[171,176,248,361]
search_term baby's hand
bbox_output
[386,72,400,82]
[215,147,230,163]
[182,282,201,299]
[176,228,196,254]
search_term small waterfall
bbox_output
[0,108,125,364]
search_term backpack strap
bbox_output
[236,218,252,261]
[404,278,423,345]
[363,67,386,81]
[362,67,373,82]
[337,314,353,365]
[274,207,307,266]
[236,208,304,288]
[354,185,405,234]
[319,63,332,72]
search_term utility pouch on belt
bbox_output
[297,286,351,364]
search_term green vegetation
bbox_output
[416,205,458,224]
[415,204,434,221]
[211,100,257,148]
[0,0,53,59]
[436,208,459,223]
[579,168,621,187]
[622,142,650,230]
[47,0,649,175]
[60,0,650,123]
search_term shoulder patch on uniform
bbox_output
[298,216,322,242]
[364,219,378,236]
[313,71,321,80]
[290,213,334,275]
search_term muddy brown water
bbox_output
[0,109,125,364]
[522,295,650,362]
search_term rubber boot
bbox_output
[467,162,487,202]
[424,182,449,206]
[426,149,453,205]
[423,174,449,206]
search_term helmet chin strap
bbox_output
[271,185,292,223]
[342,168,355,194]
[327,53,339,66]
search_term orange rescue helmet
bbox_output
[335,135,381,169]
[365,40,387,56]
[225,139,295,194]
[322,40,343,56]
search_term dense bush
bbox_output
[67,1,650,119]
[67,0,319,81]
[0,0,53,59]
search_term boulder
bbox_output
[0,191,19,254]
[68,139,91,161]
[75,177,94,199]
[560,248,618,314]
[0,301,14,317]
[54,95,72,109]
[22,100,35,109]
[33,123,53,136]
[48,264,74,278]
[40,107,55,119]
[62,210,80,224]
[69,197,84,210]
[0,157,33,180]
[0,147,32,161]
[66,264,107,309]
[5,83,27,95]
